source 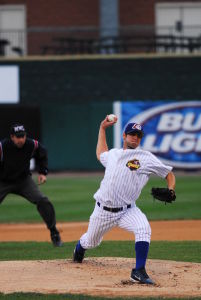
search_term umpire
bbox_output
[0,123,63,247]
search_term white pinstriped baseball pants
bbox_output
[80,202,151,249]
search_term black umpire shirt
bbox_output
[0,138,48,182]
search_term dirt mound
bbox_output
[0,258,201,297]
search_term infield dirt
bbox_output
[0,220,201,242]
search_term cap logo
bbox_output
[14,125,25,132]
[132,123,142,130]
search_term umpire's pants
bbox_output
[0,176,56,230]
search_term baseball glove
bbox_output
[151,188,176,204]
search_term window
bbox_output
[0,5,26,57]
[155,2,201,53]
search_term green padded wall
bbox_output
[40,102,113,170]
[1,55,201,169]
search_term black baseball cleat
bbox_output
[73,246,85,263]
[130,267,155,285]
[50,232,63,247]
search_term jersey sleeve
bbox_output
[99,151,109,167]
[147,152,173,178]
[100,148,119,168]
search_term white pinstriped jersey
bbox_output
[80,148,173,248]
[94,148,172,207]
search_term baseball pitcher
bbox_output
[73,115,176,284]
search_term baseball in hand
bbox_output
[107,114,117,122]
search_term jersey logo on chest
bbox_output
[126,159,140,171]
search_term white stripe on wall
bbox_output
[113,101,121,148]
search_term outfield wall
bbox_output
[40,102,113,170]
[0,54,201,170]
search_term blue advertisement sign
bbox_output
[114,101,201,170]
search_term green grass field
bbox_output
[1,294,200,300]
[0,174,200,300]
[0,241,201,262]
[0,175,200,223]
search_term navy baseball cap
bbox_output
[10,124,26,137]
[124,122,144,137]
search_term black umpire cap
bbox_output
[10,123,26,137]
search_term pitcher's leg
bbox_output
[74,205,117,263]
[118,206,154,284]
[118,207,151,243]
[118,206,151,268]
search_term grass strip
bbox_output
[0,241,200,263]
[0,293,201,300]
[0,175,201,222]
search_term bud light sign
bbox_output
[114,101,201,170]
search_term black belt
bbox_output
[97,202,131,213]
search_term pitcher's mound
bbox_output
[0,258,201,297]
